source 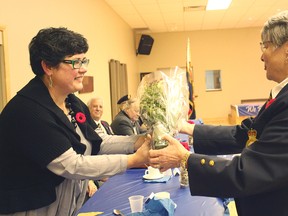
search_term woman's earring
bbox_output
[49,76,53,87]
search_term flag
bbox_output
[186,38,196,119]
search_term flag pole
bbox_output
[186,38,196,119]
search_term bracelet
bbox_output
[180,152,191,170]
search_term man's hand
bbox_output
[149,134,189,172]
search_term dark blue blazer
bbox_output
[188,84,288,216]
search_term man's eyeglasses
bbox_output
[260,41,272,52]
[62,58,90,69]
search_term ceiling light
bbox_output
[183,5,206,12]
[206,0,232,10]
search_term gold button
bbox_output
[209,160,215,166]
[200,159,206,165]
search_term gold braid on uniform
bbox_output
[181,152,191,170]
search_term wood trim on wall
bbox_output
[0,25,10,111]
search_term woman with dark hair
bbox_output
[0,27,150,215]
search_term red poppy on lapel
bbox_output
[265,98,276,109]
[75,112,86,123]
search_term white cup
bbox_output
[154,191,170,199]
[128,195,144,213]
[145,166,161,177]
[163,168,173,176]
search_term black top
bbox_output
[0,76,102,214]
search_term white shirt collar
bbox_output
[94,120,101,125]
[271,77,288,99]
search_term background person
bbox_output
[149,11,288,216]
[111,96,147,136]
[87,97,114,135]
[87,97,112,195]
[0,27,150,216]
[86,180,98,199]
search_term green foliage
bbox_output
[139,80,168,129]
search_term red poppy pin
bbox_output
[75,112,86,123]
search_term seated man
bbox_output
[111,95,147,136]
[87,97,114,135]
[86,97,111,199]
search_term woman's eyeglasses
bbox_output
[62,58,90,69]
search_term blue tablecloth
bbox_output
[77,169,225,216]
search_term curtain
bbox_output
[109,59,128,119]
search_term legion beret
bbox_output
[117,94,130,104]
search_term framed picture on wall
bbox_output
[79,76,94,94]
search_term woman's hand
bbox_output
[149,134,190,172]
[134,132,152,150]
[127,134,152,168]
[87,180,98,197]
[134,135,146,150]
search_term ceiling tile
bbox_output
[104,0,288,33]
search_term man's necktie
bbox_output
[265,91,275,109]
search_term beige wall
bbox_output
[136,29,275,120]
[0,0,276,122]
[0,0,138,122]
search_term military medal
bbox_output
[246,129,257,147]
